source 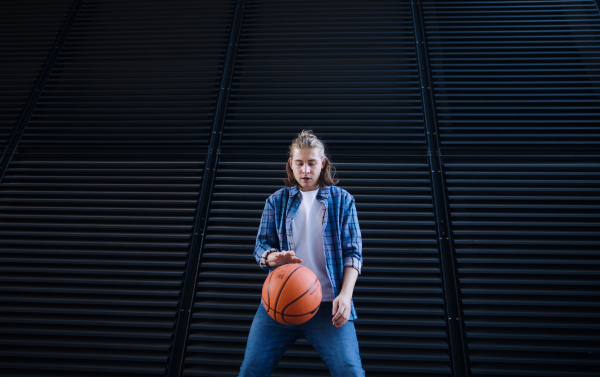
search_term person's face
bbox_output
[289,148,326,191]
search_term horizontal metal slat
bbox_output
[0,0,73,154]
[221,0,426,156]
[17,1,234,153]
[2,1,223,373]
[0,0,233,353]
[444,156,600,376]
[0,155,204,377]
[4,2,241,373]
[423,0,600,155]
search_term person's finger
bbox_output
[333,307,348,325]
[273,252,303,266]
[277,252,291,263]
[334,317,346,328]
[333,309,345,324]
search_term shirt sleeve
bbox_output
[341,195,363,274]
[255,197,280,272]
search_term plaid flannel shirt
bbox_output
[254,185,362,320]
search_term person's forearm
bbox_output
[339,266,359,298]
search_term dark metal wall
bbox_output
[0,0,235,376]
[421,1,600,376]
[0,1,599,377]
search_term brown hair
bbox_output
[284,130,338,189]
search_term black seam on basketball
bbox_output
[273,265,302,324]
[269,301,321,324]
[281,303,321,325]
[289,304,321,317]
[272,302,321,317]
[265,269,275,315]
[281,277,319,318]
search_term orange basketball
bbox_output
[262,264,322,326]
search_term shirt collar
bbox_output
[289,185,299,198]
[317,185,330,201]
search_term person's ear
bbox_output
[288,158,292,168]
[322,157,327,168]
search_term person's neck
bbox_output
[298,186,319,192]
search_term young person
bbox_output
[238,130,364,377]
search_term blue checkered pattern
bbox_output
[254,185,363,320]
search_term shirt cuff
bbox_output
[259,248,279,269]
[344,257,362,275]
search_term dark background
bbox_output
[1,1,599,376]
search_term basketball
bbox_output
[262,264,322,326]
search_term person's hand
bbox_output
[332,292,351,328]
[267,250,303,267]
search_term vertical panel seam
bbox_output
[0,0,83,183]
[410,1,469,376]
[166,1,247,376]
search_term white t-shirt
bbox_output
[292,188,335,301]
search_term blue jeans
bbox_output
[238,301,365,377]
